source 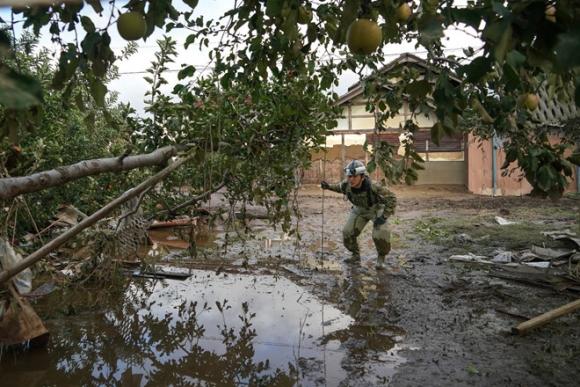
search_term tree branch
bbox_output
[150,176,228,219]
[0,145,187,200]
[0,152,194,286]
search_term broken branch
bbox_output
[151,176,228,219]
[0,145,187,200]
[0,153,193,286]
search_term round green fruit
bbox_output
[395,3,412,22]
[523,93,540,110]
[117,12,147,41]
[346,19,382,55]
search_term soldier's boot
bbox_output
[375,255,386,270]
[344,251,361,264]
[343,233,361,264]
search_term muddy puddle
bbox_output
[0,268,408,386]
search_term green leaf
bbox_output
[501,63,520,91]
[89,79,107,107]
[494,23,512,63]
[265,0,285,17]
[430,122,443,146]
[418,14,444,47]
[367,159,376,173]
[336,0,361,44]
[86,0,104,14]
[555,27,580,70]
[506,50,526,69]
[184,34,196,49]
[536,165,556,192]
[80,16,96,33]
[459,56,492,83]
[0,69,43,109]
[406,80,431,99]
[178,65,196,80]
[450,7,483,30]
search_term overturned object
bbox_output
[0,284,49,346]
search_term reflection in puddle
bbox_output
[1,271,361,385]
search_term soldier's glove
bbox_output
[320,181,330,190]
[373,215,386,227]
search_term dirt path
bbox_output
[290,185,580,386]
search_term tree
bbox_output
[1,0,579,202]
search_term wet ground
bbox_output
[2,185,580,386]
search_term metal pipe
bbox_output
[492,134,497,196]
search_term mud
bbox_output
[2,185,580,386]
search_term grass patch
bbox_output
[413,215,567,253]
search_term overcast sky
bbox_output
[1,0,482,113]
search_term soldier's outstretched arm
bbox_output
[325,180,347,194]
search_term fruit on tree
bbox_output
[522,93,540,110]
[117,12,147,41]
[346,19,382,55]
[395,3,412,22]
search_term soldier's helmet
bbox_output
[344,160,366,176]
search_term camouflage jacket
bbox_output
[327,177,397,216]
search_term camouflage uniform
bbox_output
[327,177,396,260]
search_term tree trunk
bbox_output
[0,145,184,200]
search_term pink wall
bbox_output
[467,133,578,196]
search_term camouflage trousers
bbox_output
[342,206,391,258]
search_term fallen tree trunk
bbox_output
[512,298,580,335]
[0,145,185,200]
[0,152,193,285]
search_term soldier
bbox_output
[321,160,396,270]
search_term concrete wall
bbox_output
[416,161,466,185]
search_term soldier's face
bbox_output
[347,174,363,188]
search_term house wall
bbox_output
[466,133,578,196]
[304,144,467,186]
[305,97,469,186]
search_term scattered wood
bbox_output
[494,308,531,321]
[512,298,580,335]
[149,217,198,229]
[489,266,580,293]
[125,269,191,280]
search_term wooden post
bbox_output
[512,298,580,335]
[341,134,345,179]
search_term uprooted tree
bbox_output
[1,0,580,229]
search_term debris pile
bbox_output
[449,229,580,270]
[448,228,580,335]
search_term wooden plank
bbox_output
[512,298,580,335]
